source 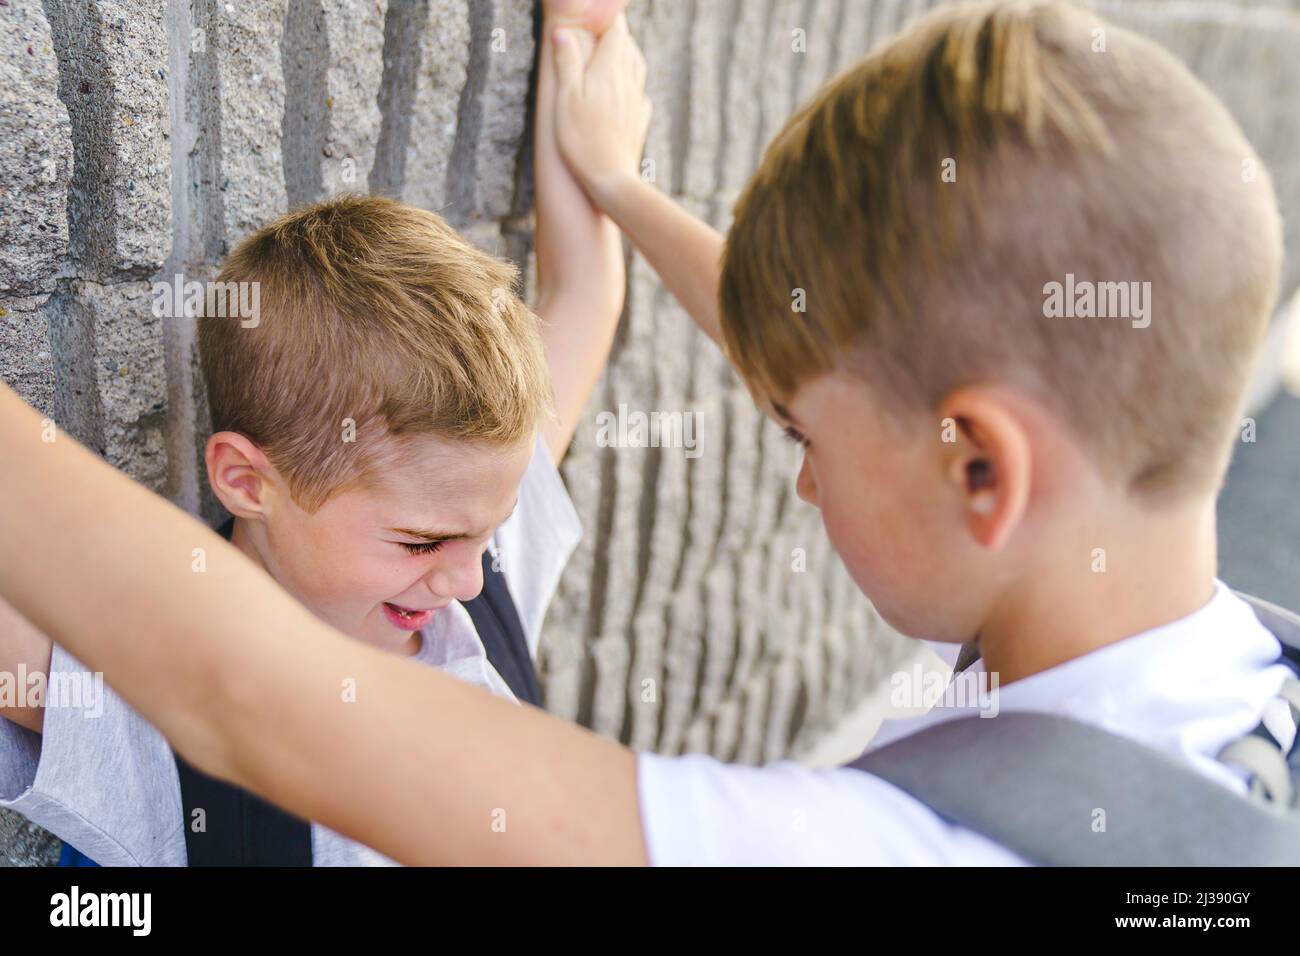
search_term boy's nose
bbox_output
[427,550,486,604]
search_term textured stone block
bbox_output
[45,279,168,491]
[0,0,73,297]
[191,0,288,257]
[44,0,170,278]
[445,0,534,226]
[0,807,60,867]
[0,295,55,415]
[282,0,388,205]
[370,0,470,212]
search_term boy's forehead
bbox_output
[344,433,533,530]
[773,370,902,433]
[762,374,832,425]
[388,431,532,481]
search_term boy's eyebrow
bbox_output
[386,526,475,543]
[386,498,519,542]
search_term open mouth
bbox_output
[381,602,437,631]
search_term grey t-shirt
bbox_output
[0,436,581,866]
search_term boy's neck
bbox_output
[976,497,1219,685]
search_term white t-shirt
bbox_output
[0,435,581,866]
[636,580,1298,865]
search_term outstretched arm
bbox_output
[0,382,648,865]
[533,2,636,465]
[552,18,726,346]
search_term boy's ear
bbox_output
[938,389,1031,551]
[205,432,278,521]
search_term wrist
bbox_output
[585,169,646,218]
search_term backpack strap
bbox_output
[953,640,981,674]
[851,709,1300,865]
[1214,592,1300,807]
[463,547,542,707]
[174,517,313,865]
[851,589,1300,865]
[175,755,313,866]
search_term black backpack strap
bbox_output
[175,756,313,866]
[953,640,981,674]
[463,548,542,707]
[173,517,312,866]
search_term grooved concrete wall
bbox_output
[2,0,1299,866]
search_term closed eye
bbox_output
[781,425,810,449]
[399,539,446,556]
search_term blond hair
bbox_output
[199,194,550,512]
[720,0,1282,500]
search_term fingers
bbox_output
[590,11,630,73]
[553,28,585,99]
[613,14,645,85]
[619,18,647,92]
[587,12,648,99]
[607,10,630,40]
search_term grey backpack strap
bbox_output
[851,711,1300,865]
[852,589,1300,866]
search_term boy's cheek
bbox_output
[826,498,940,604]
[274,550,387,621]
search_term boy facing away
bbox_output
[0,2,635,865]
[0,0,1295,866]
[545,1,1298,862]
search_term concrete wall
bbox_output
[3,0,1299,865]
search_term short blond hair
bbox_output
[199,195,550,512]
[720,0,1283,500]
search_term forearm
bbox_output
[590,174,725,346]
[0,383,647,865]
[535,288,622,464]
[535,19,626,462]
[237,637,645,865]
